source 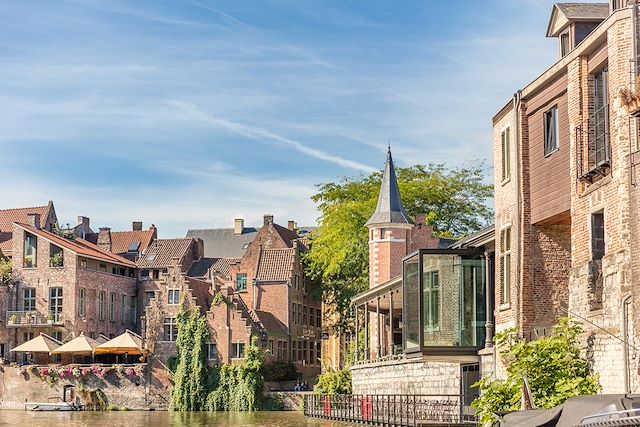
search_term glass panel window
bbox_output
[207,343,218,360]
[591,211,605,261]
[501,128,511,181]
[120,294,126,324]
[593,68,609,166]
[49,244,64,267]
[544,106,560,156]
[423,271,440,332]
[130,296,137,324]
[24,288,36,312]
[163,318,177,341]
[231,342,246,359]
[316,309,322,327]
[49,287,63,322]
[168,289,180,305]
[78,288,86,317]
[236,273,247,292]
[109,292,116,321]
[99,291,106,320]
[560,32,570,56]
[23,233,37,268]
[277,341,286,361]
[403,254,420,351]
[501,228,512,305]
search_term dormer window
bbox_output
[560,31,570,57]
[611,0,624,12]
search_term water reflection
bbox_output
[0,411,355,427]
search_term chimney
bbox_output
[77,216,90,229]
[287,220,297,231]
[27,213,41,230]
[132,221,143,231]
[263,214,274,226]
[97,227,112,252]
[234,218,245,236]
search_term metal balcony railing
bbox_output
[576,105,611,182]
[6,311,63,327]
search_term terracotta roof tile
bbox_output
[255,248,295,283]
[136,238,194,269]
[14,223,136,267]
[188,257,240,279]
[254,310,289,336]
[110,229,156,255]
[0,205,49,253]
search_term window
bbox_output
[109,292,116,321]
[207,343,218,360]
[52,331,62,342]
[291,341,297,361]
[593,68,609,167]
[544,106,560,156]
[591,211,605,261]
[560,32,570,56]
[49,287,63,322]
[612,0,623,11]
[130,296,137,324]
[120,294,126,324]
[99,262,107,272]
[267,339,274,355]
[309,310,315,329]
[78,288,86,317]
[423,271,440,331]
[302,306,308,325]
[316,309,322,327]
[49,244,63,267]
[23,288,36,312]
[294,274,300,290]
[501,128,511,181]
[23,232,37,268]
[236,273,247,292]
[500,227,512,304]
[380,228,386,239]
[168,289,180,305]
[99,291,106,320]
[277,341,286,361]
[231,342,246,359]
[152,270,159,280]
[80,258,87,269]
[141,269,149,278]
[163,318,178,341]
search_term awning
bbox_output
[50,334,99,355]
[94,330,143,355]
[10,333,61,353]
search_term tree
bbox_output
[304,161,493,332]
[0,255,11,285]
[472,318,601,426]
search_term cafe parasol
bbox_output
[94,330,143,356]
[50,333,99,356]
[10,333,61,353]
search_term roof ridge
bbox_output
[0,205,48,213]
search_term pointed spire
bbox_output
[365,147,413,227]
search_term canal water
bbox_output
[0,410,355,426]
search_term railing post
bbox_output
[364,304,369,361]
[388,291,394,357]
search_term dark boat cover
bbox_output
[501,395,640,427]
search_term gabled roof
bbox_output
[186,227,259,258]
[254,310,289,336]
[546,3,609,37]
[14,223,136,267]
[186,256,239,279]
[365,148,413,227]
[136,238,194,269]
[0,203,53,254]
[273,223,299,247]
[110,229,156,255]
[255,247,295,283]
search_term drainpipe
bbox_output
[513,90,523,332]
[622,292,632,393]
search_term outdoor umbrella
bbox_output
[94,330,143,356]
[50,334,99,356]
[10,333,61,353]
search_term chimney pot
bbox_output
[263,214,274,226]
[234,218,245,236]
[27,213,41,230]
[132,221,143,231]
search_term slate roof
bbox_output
[136,238,194,269]
[555,3,609,20]
[211,257,240,277]
[255,248,295,283]
[14,223,136,267]
[0,204,50,254]
[254,310,289,336]
[186,227,259,258]
[186,257,240,279]
[365,148,413,227]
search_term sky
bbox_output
[0,0,599,237]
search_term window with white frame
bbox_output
[163,318,177,341]
[500,227,512,304]
[231,342,246,359]
[501,128,511,181]
[23,288,36,312]
[207,343,218,360]
[167,289,180,305]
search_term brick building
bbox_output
[492,0,640,393]
[5,216,137,362]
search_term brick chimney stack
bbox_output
[77,216,90,229]
[287,220,297,231]
[234,218,244,236]
[97,227,112,252]
[132,221,143,231]
[27,213,41,229]
[263,214,274,226]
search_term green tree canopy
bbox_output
[304,161,493,331]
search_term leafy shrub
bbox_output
[314,368,351,395]
[472,318,600,426]
[261,361,297,382]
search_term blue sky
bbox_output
[0,0,594,237]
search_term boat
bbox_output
[25,401,78,411]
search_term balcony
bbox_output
[576,105,611,183]
[6,311,63,327]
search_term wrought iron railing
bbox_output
[304,394,478,426]
[576,105,611,182]
[6,310,63,327]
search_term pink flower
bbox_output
[125,368,137,378]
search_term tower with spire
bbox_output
[366,147,414,289]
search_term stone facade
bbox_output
[492,3,640,393]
